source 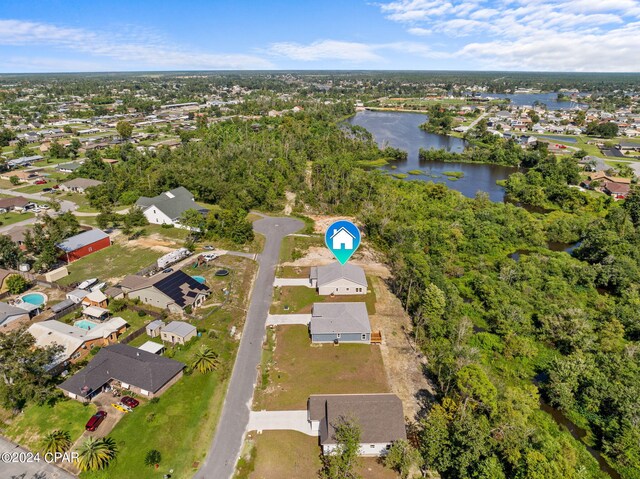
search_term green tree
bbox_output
[321,418,362,479]
[75,436,118,472]
[179,208,205,233]
[384,439,422,479]
[144,449,161,467]
[191,345,220,373]
[0,235,22,269]
[42,430,71,455]
[6,274,29,295]
[9,176,20,186]
[116,120,133,140]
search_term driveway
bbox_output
[266,314,311,326]
[0,188,76,213]
[0,436,75,479]
[195,215,304,479]
[273,278,313,287]
[247,410,318,436]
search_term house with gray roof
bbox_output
[135,187,207,228]
[160,320,197,345]
[0,302,29,327]
[310,262,368,296]
[121,269,210,313]
[310,302,371,344]
[59,178,104,194]
[307,394,406,456]
[145,319,165,338]
[58,343,185,402]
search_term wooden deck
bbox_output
[371,331,382,344]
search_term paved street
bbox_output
[196,216,303,479]
[0,436,75,479]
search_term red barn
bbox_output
[56,229,111,263]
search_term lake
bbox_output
[348,110,515,202]
[486,92,587,110]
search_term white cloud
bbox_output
[0,19,273,70]
[268,39,436,63]
[376,0,640,70]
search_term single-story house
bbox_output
[28,317,128,367]
[58,343,185,401]
[160,321,197,345]
[6,155,43,168]
[0,269,12,291]
[104,286,124,300]
[0,196,32,213]
[59,178,104,194]
[138,341,165,355]
[310,262,368,296]
[3,225,31,249]
[51,298,77,315]
[83,305,110,321]
[120,269,210,313]
[82,290,108,308]
[56,161,83,173]
[310,302,371,344]
[0,170,42,184]
[146,319,165,338]
[307,394,406,456]
[0,302,30,327]
[67,289,89,304]
[57,229,111,262]
[135,186,207,228]
[604,181,631,200]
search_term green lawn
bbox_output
[15,183,51,194]
[237,430,397,479]
[270,277,377,314]
[0,211,34,228]
[253,325,389,410]
[279,234,323,263]
[58,244,163,285]
[4,400,96,452]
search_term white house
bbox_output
[135,187,207,228]
[330,227,355,250]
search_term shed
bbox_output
[160,320,197,345]
[138,341,165,355]
[83,305,109,321]
[57,229,111,263]
[146,319,165,338]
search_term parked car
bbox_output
[39,204,50,210]
[35,179,47,185]
[52,184,59,189]
[163,268,173,273]
[111,403,129,413]
[121,396,139,408]
[42,188,52,193]
[203,245,215,250]
[85,411,107,431]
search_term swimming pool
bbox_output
[19,292,47,306]
[75,319,99,330]
[192,275,206,284]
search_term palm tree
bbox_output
[42,430,71,454]
[191,345,220,373]
[75,436,118,472]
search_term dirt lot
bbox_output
[124,233,179,252]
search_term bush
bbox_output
[149,397,160,405]
[184,305,193,315]
[144,449,161,467]
[137,309,147,317]
[109,298,126,313]
[6,274,29,295]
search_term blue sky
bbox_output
[1,0,640,72]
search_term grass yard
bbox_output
[15,183,52,194]
[279,234,324,263]
[4,400,97,452]
[270,277,377,314]
[58,244,163,286]
[236,431,398,479]
[142,224,190,242]
[0,211,34,228]
[276,265,310,278]
[253,325,389,410]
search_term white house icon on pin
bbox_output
[330,227,355,250]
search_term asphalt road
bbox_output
[0,436,75,479]
[195,215,303,479]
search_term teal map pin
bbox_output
[325,220,361,265]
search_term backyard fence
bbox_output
[121,325,147,344]
[47,302,82,321]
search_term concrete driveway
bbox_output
[248,410,318,436]
[0,436,75,479]
[195,215,304,479]
[266,314,311,326]
[273,278,313,287]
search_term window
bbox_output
[370,445,375,449]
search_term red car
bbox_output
[85,411,107,431]
[35,179,47,185]
[121,396,139,408]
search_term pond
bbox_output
[485,92,587,110]
[348,110,516,202]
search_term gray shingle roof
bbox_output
[58,344,184,398]
[308,394,406,445]
[315,262,367,288]
[310,302,370,335]
[162,321,196,337]
[56,229,109,252]
[135,187,202,221]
